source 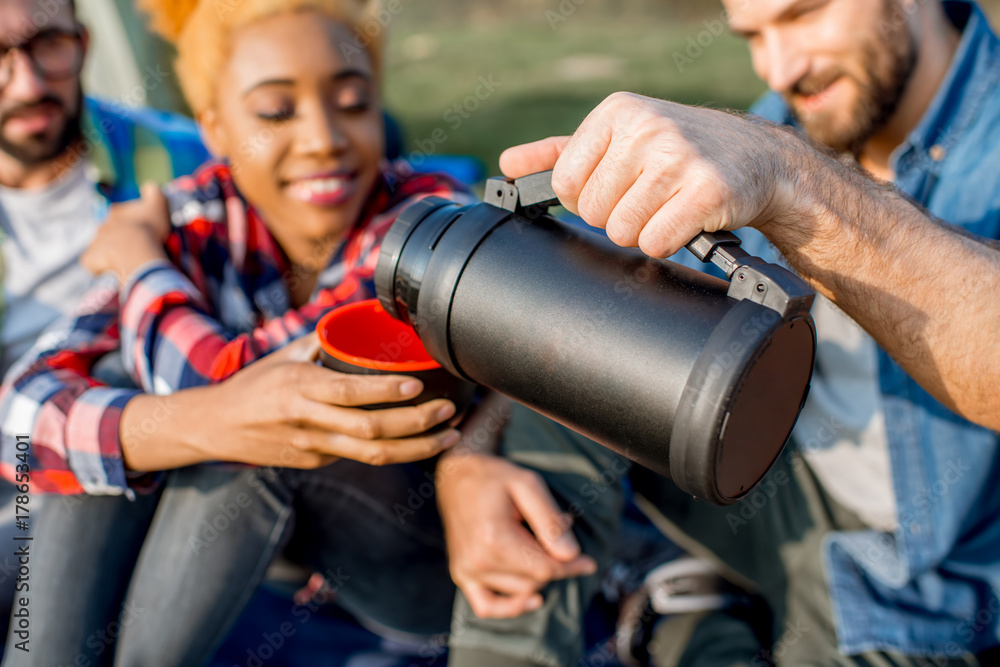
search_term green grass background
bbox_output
[382,2,1000,175]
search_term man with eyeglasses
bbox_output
[0,1,206,371]
[0,0,206,643]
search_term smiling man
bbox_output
[0,0,208,371]
[0,0,208,653]
[729,0,958,180]
[628,0,1000,664]
[493,0,1000,664]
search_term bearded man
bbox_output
[444,0,1000,665]
[612,0,1000,664]
[0,0,206,647]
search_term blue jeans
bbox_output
[4,460,455,666]
[5,405,623,667]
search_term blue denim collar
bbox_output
[752,0,1000,180]
[892,0,1000,175]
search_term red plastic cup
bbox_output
[316,299,477,412]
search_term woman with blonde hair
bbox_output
[0,0,479,663]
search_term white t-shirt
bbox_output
[0,160,103,377]
[793,295,897,532]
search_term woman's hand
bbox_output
[121,336,461,472]
[82,183,172,282]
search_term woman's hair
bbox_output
[137,0,383,115]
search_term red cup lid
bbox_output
[316,299,441,372]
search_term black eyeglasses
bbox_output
[0,28,84,89]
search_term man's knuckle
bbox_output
[467,551,492,572]
[609,204,643,236]
[479,527,502,550]
[605,91,637,110]
[638,235,668,259]
[576,194,608,227]
[550,170,577,200]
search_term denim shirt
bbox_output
[671,1,1000,656]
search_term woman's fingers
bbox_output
[294,398,456,440]
[294,363,425,407]
[267,336,322,364]
[300,429,461,466]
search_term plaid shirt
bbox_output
[0,160,468,496]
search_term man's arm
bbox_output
[500,92,1000,431]
[761,143,1000,430]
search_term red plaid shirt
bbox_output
[0,160,469,495]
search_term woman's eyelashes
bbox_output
[335,84,372,113]
[257,107,296,122]
[250,83,371,123]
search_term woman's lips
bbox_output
[286,172,359,206]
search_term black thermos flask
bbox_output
[375,172,816,505]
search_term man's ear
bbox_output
[197,107,228,159]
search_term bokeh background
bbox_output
[80,0,1000,175]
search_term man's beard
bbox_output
[0,87,83,165]
[785,0,918,156]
